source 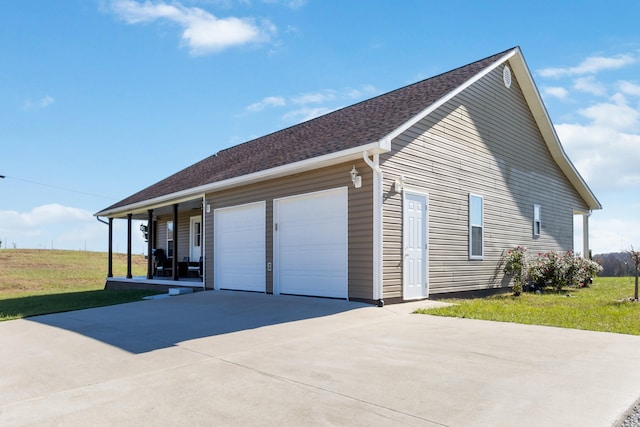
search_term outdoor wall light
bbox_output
[350,166,362,188]
[394,175,405,192]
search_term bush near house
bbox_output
[418,276,640,335]
[503,246,602,294]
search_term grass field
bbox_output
[417,276,640,335]
[0,249,160,321]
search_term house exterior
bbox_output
[95,47,601,304]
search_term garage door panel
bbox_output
[275,188,348,299]
[214,202,265,292]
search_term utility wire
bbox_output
[0,174,116,201]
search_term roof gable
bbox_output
[98,48,515,216]
[97,47,600,217]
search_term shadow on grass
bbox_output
[26,291,370,354]
[0,289,162,321]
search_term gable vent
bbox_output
[503,65,512,88]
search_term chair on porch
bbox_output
[155,249,172,277]
[185,257,201,278]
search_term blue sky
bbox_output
[1,0,639,255]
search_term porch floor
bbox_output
[104,276,205,293]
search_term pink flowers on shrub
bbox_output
[503,246,528,295]
[503,247,603,294]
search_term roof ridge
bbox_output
[216,46,517,156]
[98,47,518,215]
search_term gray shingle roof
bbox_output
[99,48,514,213]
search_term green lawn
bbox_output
[416,277,640,335]
[0,249,161,321]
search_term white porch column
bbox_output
[583,212,590,258]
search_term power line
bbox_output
[0,174,116,201]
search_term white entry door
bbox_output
[403,192,428,299]
[189,215,202,262]
[274,188,348,299]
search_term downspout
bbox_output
[362,150,384,307]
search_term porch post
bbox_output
[147,209,154,279]
[127,213,133,279]
[107,218,113,278]
[201,196,206,287]
[583,212,590,258]
[173,204,179,281]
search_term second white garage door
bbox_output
[214,201,266,292]
[274,187,348,299]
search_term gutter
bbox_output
[96,141,384,218]
[362,150,385,307]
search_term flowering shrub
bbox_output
[503,246,528,295]
[571,255,603,287]
[504,247,603,294]
[529,250,603,291]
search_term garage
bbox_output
[274,187,348,299]
[214,201,266,292]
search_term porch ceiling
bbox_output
[105,198,203,220]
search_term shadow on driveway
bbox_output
[28,290,371,354]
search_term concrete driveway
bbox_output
[1,290,639,426]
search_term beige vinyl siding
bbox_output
[381,62,588,296]
[203,161,373,299]
[153,215,193,262]
[154,221,167,254]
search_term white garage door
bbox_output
[214,201,266,292]
[274,187,348,299]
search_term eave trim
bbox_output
[95,141,386,218]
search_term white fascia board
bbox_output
[509,49,602,211]
[95,141,384,218]
[377,49,519,151]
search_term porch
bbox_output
[98,196,207,286]
[105,276,205,292]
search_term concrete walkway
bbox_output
[0,290,639,426]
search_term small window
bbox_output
[533,204,541,237]
[167,221,174,258]
[469,194,484,259]
[193,221,201,247]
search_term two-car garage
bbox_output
[213,187,348,299]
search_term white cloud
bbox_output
[110,0,276,55]
[346,84,377,99]
[245,85,378,123]
[292,90,336,105]
[589,216,640,254]
[287,0,307,8]
[22,95,55,111]
[618,80,640,96]
[542,86,569,99]
[260,0,307,8]
[538,53,637,78]
[0,204,146,252]
[579,97,640,132]
[556,122,640,191]
[282,106,334,123]
[573,76,607,96]
[246,96,286,112]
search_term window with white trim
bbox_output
[193,221,201,248]
[469,194,484,259]
[167,221,174,258]
[533,204,541,237]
